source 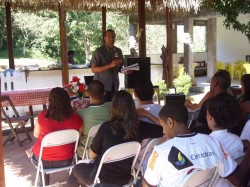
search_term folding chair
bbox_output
[1,95,32,146]
[34,129,79,187]
[135,137,162,179]
[92,141,141,186]
[182,167,218,187]
[188,108,200,129]
[82,124,102,159]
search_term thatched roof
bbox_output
[0,0,201,14]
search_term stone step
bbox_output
[190,85,210,93]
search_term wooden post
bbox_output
[0,77,6,187]
[184,17,196,85]
[5,2,14,70]
[138,0,146,57]
[59,1,69,85]
[207,18,217,82]
[166,7,173,88]
[102,6,106,44]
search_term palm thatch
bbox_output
[0,0,201,14]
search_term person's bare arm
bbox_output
[185,91,213,110]
[227,140,250,186]
[136,108,160,125]
[240,102,250,121]
[91,59,121,73]
[88,149,97,160]
[33,122,41,138]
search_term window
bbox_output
[177,25,206,53]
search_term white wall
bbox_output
[217,14,250,62]
[148,53,207,64]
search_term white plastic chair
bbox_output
[182,167,218,187]
[188,108,200,128]
[82,124,102,159]
[135,137,162,178]
[92,141,141,186]
[34,129,80,187]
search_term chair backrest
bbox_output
[216,61,225,71]
[135,137,162,178]
[243,63,250,74]
[182,167,217,187]
[82,124,102,159]
[188,108,200,129]
[93,141,141,184]
[39,129,80,164]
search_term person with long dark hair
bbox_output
[31,87,82,186]
[66,90,163,187]
[207,97,243,159]
[239,74,250,122]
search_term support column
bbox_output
[184,17,196,85]
[59,1,69,85]
[166,8,173,88]
[102,6,106,44]
[5,2,14,69]
[138,0,146,57]
[0,77,6,187]
[207,18,217,82]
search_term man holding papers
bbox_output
[91,29,124,102]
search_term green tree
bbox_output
[203,0,250,41]
[0,8,7,50]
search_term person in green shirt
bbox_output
[77,80,111,158]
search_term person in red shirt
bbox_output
[31,87,82,186]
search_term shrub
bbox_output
[154,79,168,99]
[173,71,192,96]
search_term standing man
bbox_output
[91,29,123,102]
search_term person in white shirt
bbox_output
[207,97,244,159]
[241,119,250,142]
[142,103,250,187]
[134,78,162,125]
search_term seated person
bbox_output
[31,87,82,186]
[142,103,250,187]
[66,90,163,187]
[207,97,244,159]
[241,119,250,142]
[193,70,238,134]
[134,78,162,125]
[68,50,75,65]
[77,80,111,158]
[239,74,250,123]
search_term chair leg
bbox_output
[153,86,161,105]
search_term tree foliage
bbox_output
[0,8,129,64]
[203,0,250,41]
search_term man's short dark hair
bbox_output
[159,103,188,125]
[68,50,74,56]
[134,78,154,101]
[87,80,104,100]
[213,70,231,90]
[105,29,115,36]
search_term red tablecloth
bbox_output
[1,88,51,107]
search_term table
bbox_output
[71,97,90,112]
[1,88,52,129]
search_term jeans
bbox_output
[31,154,73,186]
[66,162,97,187]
